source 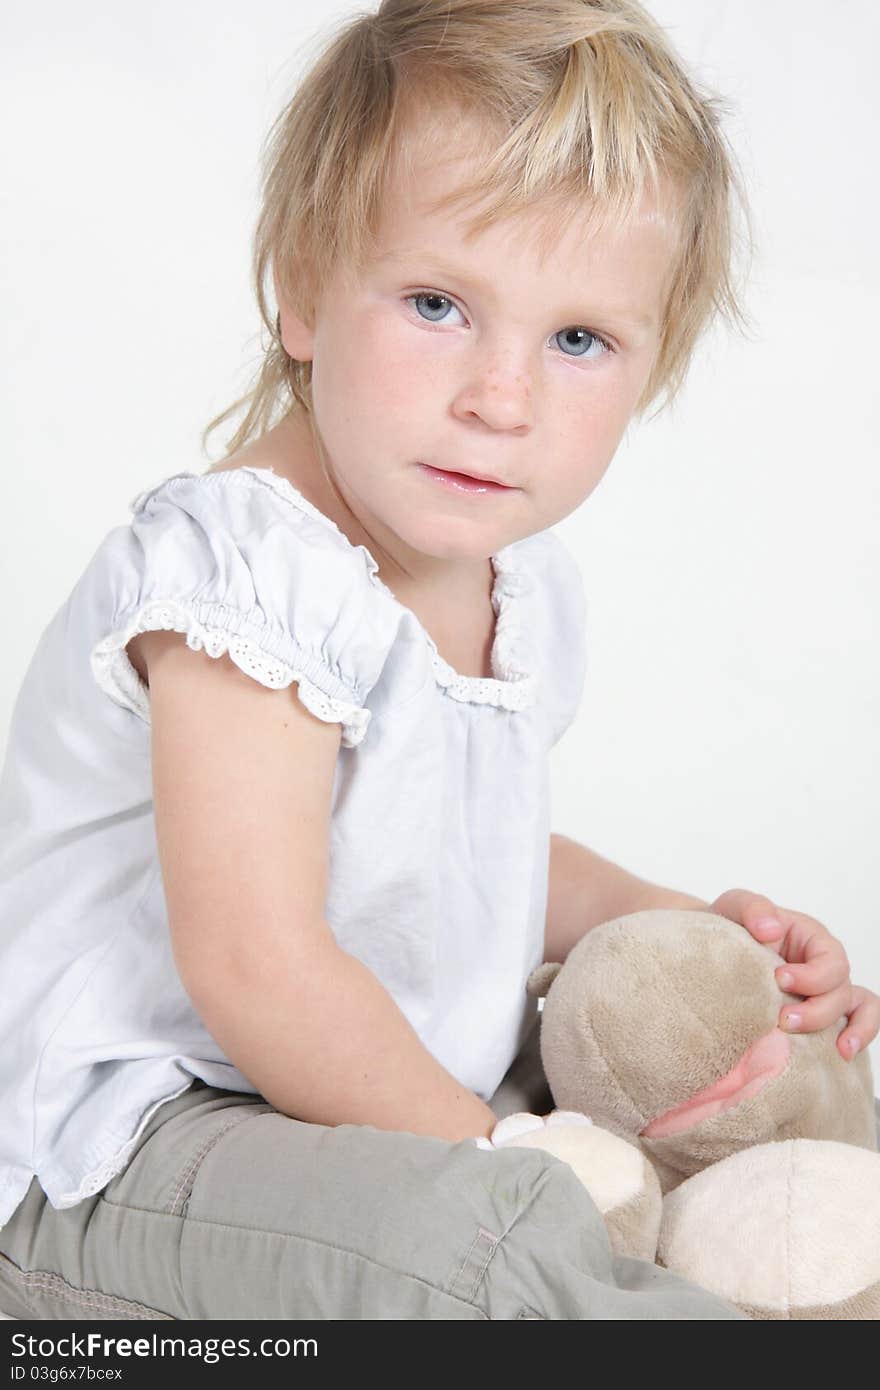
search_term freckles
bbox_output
[485,370,532,397]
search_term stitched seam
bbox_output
[159,1209,491,1308]
[0,1254,173,1320]
[450,1166,575,1316]
[165,1110,265,1217]
[55,1203,492,1319]
[450,1226,500,1302]
[112,1213,488,1318]
[159,1154,567,1263]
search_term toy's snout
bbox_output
[640,1026,790,1138]
[533,909,877,1188]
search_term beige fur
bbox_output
[498,1121,662,1262]
[522,909,880,1318]
[657,1140,880,1317]
[530,911,876,1189]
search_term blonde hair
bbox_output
[202,0,751,459]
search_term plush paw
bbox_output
[657,1138,880,1319]
[474,1109,662,1262]
[486,1110,594,1148]
[474,1109,594,1149]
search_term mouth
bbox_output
[639,1026,791,1138]
[417,463,516,492]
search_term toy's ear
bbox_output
[527,962,563,997]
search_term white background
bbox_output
[3,3,878,1056]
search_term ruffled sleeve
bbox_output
[88,469,398,748]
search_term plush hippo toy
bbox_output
[481,909,880,1319]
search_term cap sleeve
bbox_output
[534,529,588,747]
[89,471,397,748]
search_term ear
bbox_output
[273,267,315,362]
[527,962,563,998]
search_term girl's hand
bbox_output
[710,888,880,1060]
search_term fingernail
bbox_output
[755,916,782,933]
[778,971,794,990]
[784,1012,801,1030]
[846,1037,860,1056]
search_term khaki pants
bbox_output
[0,1017,750,1320]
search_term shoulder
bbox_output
[91,466,402,747]
[131,464,363,553]
[126,465,385,611]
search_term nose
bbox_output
[450,355,534,432]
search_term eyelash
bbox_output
[402,290,615,360]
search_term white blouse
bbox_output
[0,465,587,1223]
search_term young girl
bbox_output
[1,0,877,1322]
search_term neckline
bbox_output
[133,465,538,710]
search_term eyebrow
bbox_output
[373,249,656,331]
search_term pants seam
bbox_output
[89,1203,491,1319]
[448,1225,501,1303]
[0,1251,174,1320]
[446,1158,572,1315]
[164,1109,268,1217]
[156,1151,568,1316]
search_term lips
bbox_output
[447,468,507,486]
[419,463,513,489]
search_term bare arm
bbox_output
[133,629,498,1143]
[190,932,498,1140]
[543,832,711,964]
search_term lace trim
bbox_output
[53,1081,195,1207]
[90,599,371,748]
[426,545,537,709]
[131,466,539,712]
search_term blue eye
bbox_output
[411,292,460,323]
[405,291,613,360]
[553,327,610,360]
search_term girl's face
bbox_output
[278,117,680,592]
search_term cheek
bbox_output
[369,310,444,402]
[314,307,426,434]
[558,372,631,453]
[547,376,633,502]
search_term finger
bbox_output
[837,987,880,1060]
[782,911,846,966]
[775,942,850,996]
[779,982,854,1034]
[734,893,788,944]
